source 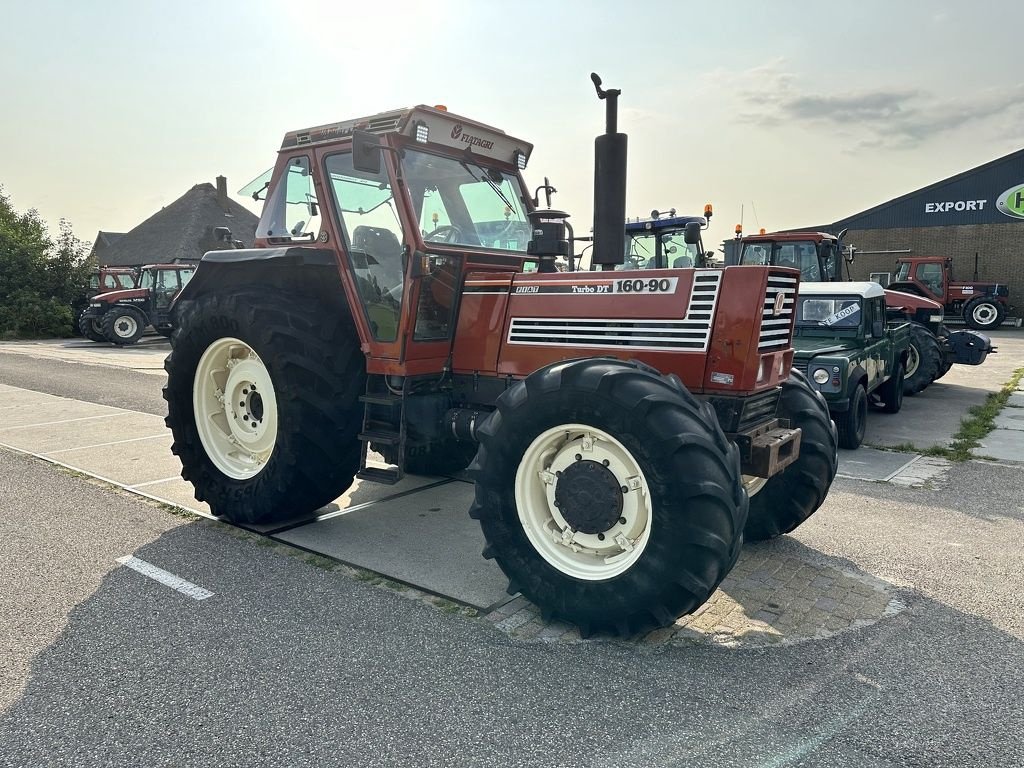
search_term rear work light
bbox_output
[514,149,527,170]
[414,121,429,144]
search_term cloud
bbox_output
[706,61,1024,150]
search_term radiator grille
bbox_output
[759,271,797,351]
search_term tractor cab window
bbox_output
[102,273,119,290]
[257,156,318,240]
[324,152,406,343]
[775,242,820,280]
[89,274,100,290]
[917,263,944,295]
[116,273,136,289]
[895,262,911,281]
[740,243,771,266]
[139,270,155,290]
[402,149,531,252]
[623,231,698,269]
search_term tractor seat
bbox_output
[351,226,403,264]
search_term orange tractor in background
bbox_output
[164,75,837,636]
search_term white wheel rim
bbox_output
[114,315,138,338]
[973,303,996,325]
[193,337,279,480]
[905,343,920,376]
[514,424,652,581]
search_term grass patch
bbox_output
[923,367,1024,461]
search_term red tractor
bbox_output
[164,75,837,636]
[74,267,139,340]
[888,256,1010,331]
[734,231,994,395]
[79,263,196,345]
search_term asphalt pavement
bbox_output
[1,336,1023,766]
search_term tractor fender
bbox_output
[173,247,345,317]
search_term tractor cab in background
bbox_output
[621,207,715,270]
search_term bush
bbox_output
[0,187,91,338]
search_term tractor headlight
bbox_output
[929,314,943,323]
[813,368,830,385]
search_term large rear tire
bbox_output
[470,358,747,636]
[745,370,838,541]
[163,290,365,525]
[964,297,1004,331]
[903,322,940,395]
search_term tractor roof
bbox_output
[625,215,707,233]
[800,282,884,299]
[280,105,533,169]
[745,231,835,243]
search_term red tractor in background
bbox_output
[74,267,139,340]
[163,75,838,637]
[79,263,196,345]
[886,256,1010,331]
[733,231,994,395]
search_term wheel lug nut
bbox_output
[242,388,248,395]
[621,485,628,494]
[555,471,562,477]
[597,533,605,541]
[239,401,245,407]
[619,517,627,524]
[575,454,582,461]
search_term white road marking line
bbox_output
[45,433,169,455]
[3,411,132,430]
[115,556,214,600]
[130,475,186,489]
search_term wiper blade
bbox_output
[460,158,517,214]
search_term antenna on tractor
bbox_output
[589,73,627,271]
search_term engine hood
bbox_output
[793,338,858,357]
[884,289,941,311]
[92,288,147,303]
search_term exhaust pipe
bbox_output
[590,73,627,271]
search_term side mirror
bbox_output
[352,129,382,175]
[683,221,702,245]
[214,226,233,243]
[872,320,885,337]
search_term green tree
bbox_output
[0,187,92,338]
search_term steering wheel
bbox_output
[424,224,463,244]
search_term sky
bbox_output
[2,0,1022,256]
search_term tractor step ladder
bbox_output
[356,376,405,485]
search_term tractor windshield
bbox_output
[741,240,822,280]
[139,270,155,290]
[623,230,699,269]
[401,149,531,252]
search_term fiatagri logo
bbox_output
[996,183,1024,220]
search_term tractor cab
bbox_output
[891,257,950,301]
[239,105,536,373]
[622,208,714,269]
[738,231,843,282]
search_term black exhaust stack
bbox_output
[590,73,627,271]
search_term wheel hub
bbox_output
[554,460,623,534]
[906,343,919,376]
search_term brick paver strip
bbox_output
[485,550,905,647]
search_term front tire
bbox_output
[164,290,365,525]
[78,312,106,342]
[964,297,1004,331]
[903,322,940,395]
[837,382,867,449]
[102,307,146,345]
[745,370,838,541]
[470,358,747,636]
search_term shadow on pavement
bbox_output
[0,518,1021,767]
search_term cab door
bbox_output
[914,262,946,301]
